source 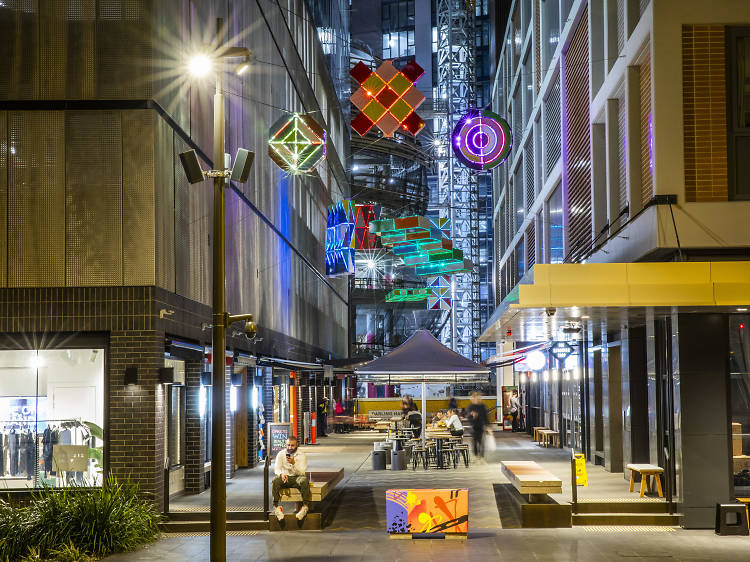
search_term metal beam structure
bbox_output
[436,0,480,360]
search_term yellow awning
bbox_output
[480,261,750,343]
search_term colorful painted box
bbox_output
[385,488,468,535]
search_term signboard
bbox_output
[52,445,89,472]
[367,410,402,420]
[550,341,574,361]
[386,489,468,535]
[573,453,588,487]
[268,423,291,460]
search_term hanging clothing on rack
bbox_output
[23,431,35,480]
[8,429,19,477]
[42,427,58,475]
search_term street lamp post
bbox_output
[179,18,254,562]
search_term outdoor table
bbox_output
[391,435,411,451]
[426,430,453,469]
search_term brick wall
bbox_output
[183,361,205,493]
[682,25,729,202]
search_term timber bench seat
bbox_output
[272,468,345,531]
[500,461,570,528]
[627,464,664,498]
[501,461,563,501]
[279,468,344,502]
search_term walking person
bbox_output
[272,436,311,520]
[510,390,520,432]
[467,392,489,459]
[317,396,328,437]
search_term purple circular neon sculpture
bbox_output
[452,109,512,171]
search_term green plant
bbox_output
[0,474,162,561]
[49,542,93,562]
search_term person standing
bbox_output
[407,404,422,438]
[510,390,521,432]
[272,436,311,520]
[467,392,489,458]
[317,396,328,437]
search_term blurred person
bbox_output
[467,392,489,458]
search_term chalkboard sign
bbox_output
[268,423,291,460]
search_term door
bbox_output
[655,318,677,511]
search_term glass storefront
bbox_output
[730,314,750,495]
[0,348,105,488]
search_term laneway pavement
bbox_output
[108,429,750,561]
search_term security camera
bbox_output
[244,317,257,340]
[545,307,557,317]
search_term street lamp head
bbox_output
[188,54,213,77]
[235,55,250,76]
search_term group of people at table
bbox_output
[400,392,490,459]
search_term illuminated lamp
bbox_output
[349,59,426,138]
[268,113,326,174]
[452,109,512,171]
[526,350,547,371]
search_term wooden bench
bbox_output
[278,468,344,503]
[538,429,559,448]
[271,468,344,531]
[500,461,570,528]
[626,464,664,498]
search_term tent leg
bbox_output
[421,381,426,450]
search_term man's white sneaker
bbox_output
[295,505,309,520]
[274,506,284,519]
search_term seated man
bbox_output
[272,435,311,520]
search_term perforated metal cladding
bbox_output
[544,78,561,178]
[174,136,205,304]
[564,11,592,262]
[514,166,524,230]
[155,117,175,292]
[39,0,96,100]
[526,221,535,270]
[616,0,625,55]
[639,56,653,207]
[0,2,39,99]
[534,1,541,94]
[8,111,65,287]
[0,112,6,287]
[513,88,522,159]
[96,0,151,99]
[123,110,155,286]
[524,140,535,212]
[617,97,628,218]
[65,111,123,286]
[640,0,650,16]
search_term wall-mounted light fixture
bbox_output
[124,366,138,385]
[201,371,212,386]
[159,367,175,385]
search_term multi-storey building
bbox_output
[0,0,349,507]
[483,0,750,528]
[350,0,495,361]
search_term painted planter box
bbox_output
[386,488,468,535]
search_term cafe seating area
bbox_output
[372,421,471,471]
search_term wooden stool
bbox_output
[627,464,664,498]
[532,426,548,443]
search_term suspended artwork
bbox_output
[268,113,327,174]
[354,204,379,250]
[325,200,355,277]
[349,60,426,137]
[426,275,451,310]
[385,288,430,302]
[452,109,512,171]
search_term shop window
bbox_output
[0,348,105,488]
[728,28,750,200]
[730,315,750,493]
[164,358,185,468]
[546,182,564,263]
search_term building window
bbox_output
[382,0,415,59]
[164,358,186,468]
[0,348,105,488]
[728,28,750,200]
[382,29,415,59]
[547,183,564,263]
[515,238,525,281]
[730,315,750,494]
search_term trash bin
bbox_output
[391,449,406,471]
[372,450,386,470]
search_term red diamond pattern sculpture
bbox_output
[350,59,426,138]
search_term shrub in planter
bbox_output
[0,474,161,561]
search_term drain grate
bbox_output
[579,526,676,533]
[163,531,260,537]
